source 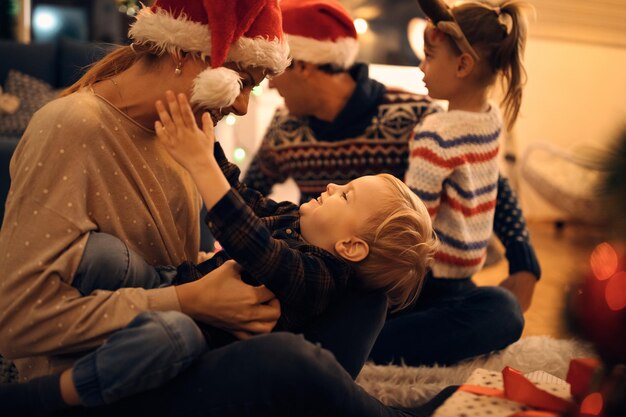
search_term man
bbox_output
[244,0,541,366]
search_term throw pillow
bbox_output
[0,70,59,138]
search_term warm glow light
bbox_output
[233,147,246,162]
[580,392,604,415]
[407,17,428,61]
[605,271,626,311]
[225,115,237,126]
[252,85,263,96]
[354,18,368,35]
[33,10,58,31]
[590,242,619,280]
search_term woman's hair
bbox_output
[351,174,438,312]
[449,0,530,130]
[61,44,160,97]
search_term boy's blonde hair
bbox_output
[351,174,438,312]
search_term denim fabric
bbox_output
[70,231,388,410]
[73,232,177,295]
[66,333,419,417]
[72,311,207,406]
[370,273,524,366]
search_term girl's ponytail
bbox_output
[452,0,531,130]
[493,1,529,130]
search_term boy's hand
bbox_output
[155,90,216,175]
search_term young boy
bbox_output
[154,91,437,327]
[60,91,437,408]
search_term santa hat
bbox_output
[280,0,359,70]
[128,0,290,109]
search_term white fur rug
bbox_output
[356,336,595,407]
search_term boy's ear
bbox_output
[334,236,369,262]
[456,53,475,78]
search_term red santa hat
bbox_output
[280,0,359,69]
[128,0,290,109]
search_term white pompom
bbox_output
[190,67,242,110]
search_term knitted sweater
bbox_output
[0,91,199,380]
[244,64,440,204]
[405,106,502,278]
[183,143,353,332]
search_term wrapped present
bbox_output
[433,361,605,417]
[567,358,601,402]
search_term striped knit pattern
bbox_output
[405,106,502,278]
[244,91,439,204]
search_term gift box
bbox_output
[433,359,604,417]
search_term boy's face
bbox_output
[419,26,460,100]
[299,176,390,254]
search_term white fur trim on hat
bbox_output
[229,36,290,75]
[191,67,242,110]
[286,34,359,69]
[129,7,289,74]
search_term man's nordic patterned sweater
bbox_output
[405,106,502,278]
[244,89,439,204]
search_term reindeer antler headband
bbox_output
[416,0,480,62]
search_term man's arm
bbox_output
[494,174,541,311]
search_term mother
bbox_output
[0,1,437,416]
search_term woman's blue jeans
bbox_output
[70,232,387,407]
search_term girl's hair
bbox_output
[61,44,160,97]
[450,1,530,130]
[351,174,438,312]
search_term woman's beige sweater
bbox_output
[0,91,201,380]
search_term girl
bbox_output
[371,0,534,366]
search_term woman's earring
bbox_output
[174,61,183,76]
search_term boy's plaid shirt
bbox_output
[186,143,354,331]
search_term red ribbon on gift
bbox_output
[458,366,574,417]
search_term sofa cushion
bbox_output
[0,40,58,86]
[0,70,58,138]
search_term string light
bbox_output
[252,85,264,96]
[225,115,237,126]
[353,18,368,35]
[233,147,246,162]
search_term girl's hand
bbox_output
[155,90,216,174]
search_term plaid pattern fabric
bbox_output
[189,144,353,331]
[0,354,18,384]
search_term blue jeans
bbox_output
[369,273,525,366]
[71,232,387,406]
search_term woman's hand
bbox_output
[155,90,216,176]
[175,260,281,336]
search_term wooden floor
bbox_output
[474,221,609,339]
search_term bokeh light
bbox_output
[590,242,619,280]
[354,18,369,35]
[233,147,246,162]
[605,271,626,311]
[225,115,237,126]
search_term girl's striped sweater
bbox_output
[405,106,502,278]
